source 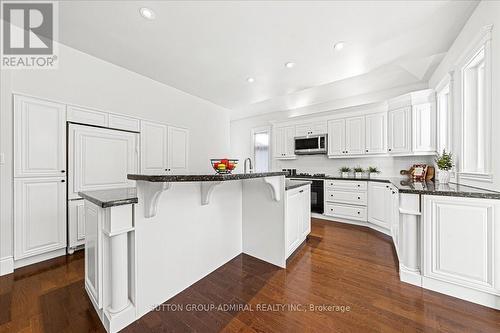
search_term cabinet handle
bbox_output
[299,190,304,193]
[61,170,65,173]
[61,180,65,183]
[357,185,360,187]
[392,191,395,194]
[365,150,368,152]
[357,197,360,199]
[386,185,389,188]
[388,148,392,151]
[357,211,360,214]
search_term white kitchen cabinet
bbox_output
[423,196,500,294]
[68,124,138,199]
[365,113,387,154]
[388,106,411,154]
[108,114,140,132]
[295,121,327,137]
[14,177,67,260]
[84,201,102,308]
[140,121,168,174]
[67,105,108,127]
[367,182,392,230]
[14,95,67,178]
[167,126,189,173]
[345,116,366,155]
[412,103,436,153]
[274,125,296,159]
[327,119,345,156]
[286,185,311,258]
[68,200,86,251]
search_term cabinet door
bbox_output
[284,126,296,157]
[68,200,86,249]
[286,190,301,257]
[84,201,102,309]
[312,122,327,135]
[300,187,311,238]
[365,113,387,154]
[368,182,391,229]
[108,114,140,132]
[423,196,500,293]
[327,119,345,156]
[167,126,189,173]
[273,127,284,158]
[67,105,108,127]
[388,107,411,153]
[14,95,66,178]
[140,121,167,174]
[412,103,436,153]
[14,177,67,259]
[295,123,312,137]
[345,116,366,155]
[69,124,138,199]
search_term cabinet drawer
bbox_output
[325,180,367,191]
[326,190,367,205]
[325,203,367,221]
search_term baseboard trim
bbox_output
[399,265,422,287]
[422,276,500,310]
[0,256,14,276]
[14,248,66,269]
[312,213,391,236]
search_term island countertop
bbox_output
[79,187,138,208]
[128,171,287,182]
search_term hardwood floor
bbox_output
[1,218,499,332]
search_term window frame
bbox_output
[250,126,271,173]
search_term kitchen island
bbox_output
[80,171,312,333]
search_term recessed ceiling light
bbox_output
[333,41,345,50]
[140,7,155,20]
[246,77,255,83]
[285,62,296,68]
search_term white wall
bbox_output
[0,43,231,267]
[429,0,500,191]
[230,89,433,177]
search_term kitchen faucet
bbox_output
[244,157,253,174]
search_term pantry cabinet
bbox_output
[14,95,67,178]
[388,106,412,154]
[286,185,311,258]
[14,177,67,260]
[365,112,387,154]
[274,126,296,159]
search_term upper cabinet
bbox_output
[327,119,345,156]
[108,113,140,132]
[295,121,327,137]
[14,95,67,178]
[67,105,108,127]
[273,125,296,159]
[388,106,411,154]
[140,121,190,174]
[365,112,387,154]
[412,103,436,153]
[345,116,366,155]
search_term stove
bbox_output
[296,173,326,178]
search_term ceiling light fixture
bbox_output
[285,62,296,68]
[246,77,255,83]
[333,41,345,50]
[140,7,156,20]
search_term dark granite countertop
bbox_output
[285,180,312,191]
[79,188,138,208]
[286,175,500,199]
[128,171,287,182]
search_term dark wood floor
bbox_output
[1,218,499,333]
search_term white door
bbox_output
[14,177,67,259]
[412,103,436,153]
[140,121,167,174]
[388,107,411,154]
[423,196,500,294]
[345,116,366,155]
[69,124,138,199]
[14,95,66,178]
[327,119,345,156]
[368,182,391,229]
[167,126,189,173]
[365,113,387,154]
[284,126,296,157]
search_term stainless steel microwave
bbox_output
[294,134,327,155]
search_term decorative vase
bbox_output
[437,170,450,184]
[369,172,378,179]
[342,172,349,178]
[355,172,363,179]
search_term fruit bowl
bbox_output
[211,159,238,174]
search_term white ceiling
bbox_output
[59,1,478,118]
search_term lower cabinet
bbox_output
[285,185,311,258]
[423,195,500,294]
[325,180,367,222]
[68,200,86,251]
[367,182,392,230]
[14,177,67,260]
[84,201,102,308]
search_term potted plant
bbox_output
[368,166,380,179]
[354,166,364,179]
[435,149,453,184]
[340,166,351,178]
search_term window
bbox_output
[251,127,270,172]
[458,25,492,181]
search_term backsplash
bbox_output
[275,155,434,178]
